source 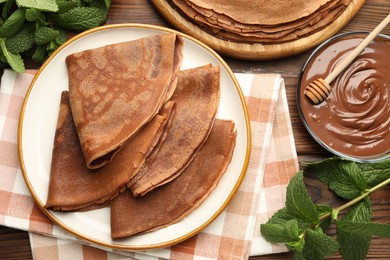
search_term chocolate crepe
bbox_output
[129,65,220,196]
[66,33,183,169]
[111,119,236,238]
[45,91,175,211]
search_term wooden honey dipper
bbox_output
[304,13,390,104]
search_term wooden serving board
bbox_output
[151,0,366,60]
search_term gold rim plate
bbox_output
[18,24,251,250]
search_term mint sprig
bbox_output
[0,0,112,72]
[260,157,390,260]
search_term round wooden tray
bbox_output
[151,0,366,60]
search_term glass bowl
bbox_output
[297,31,390,162]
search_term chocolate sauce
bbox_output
[299,33,390,160]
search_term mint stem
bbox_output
[319,177,390,222]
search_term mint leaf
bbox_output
[16,0,59,12]
[304,157,348,186]
[0,39,25,72]
[293,251,305,260]
[48,6,107,31]
[303,228,340,260]
[264,207,308,230]
[305,157,390,191]
[46,38,60,54]
[306,157,367,199]
[266,207,297,224]
[337,221,390,237]
[337,230,370,260]
[54,27,67,45]
[87,0,110,10]
[342,197,372,223]
[31,44,47,63]
[5,23,35,53]
[261,219,301,243]
[337,198,372,260]
[286,171,319,224]
[55,0,78,13]
[2,0,15,19]
[25,8,40,21]
[261,208,307,251]
[328,164,366,199]
[0,8,25,38]
[358,160,390,188]
[35,26,60,45]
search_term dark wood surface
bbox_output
[1,0,390,259]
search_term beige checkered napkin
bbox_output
[0,70,298,259]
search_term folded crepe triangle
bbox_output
[111,119,236,238]
[129,64,220,196]
[45,91,175,211]
[66,33,183,169]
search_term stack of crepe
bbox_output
[112,119,236,238]
[45,33,237,239]
[46,33,184,211]
[169,0,352,43]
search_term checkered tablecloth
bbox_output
[0,70,298,259]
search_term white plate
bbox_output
[18,24,251,250]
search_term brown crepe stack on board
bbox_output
[111,119,236,238]
[129,65,220,196]
[66,33,183,169]
[169,0,352,43]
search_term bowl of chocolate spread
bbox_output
[298,32,390,162]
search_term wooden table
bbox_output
[1,1,390,259]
